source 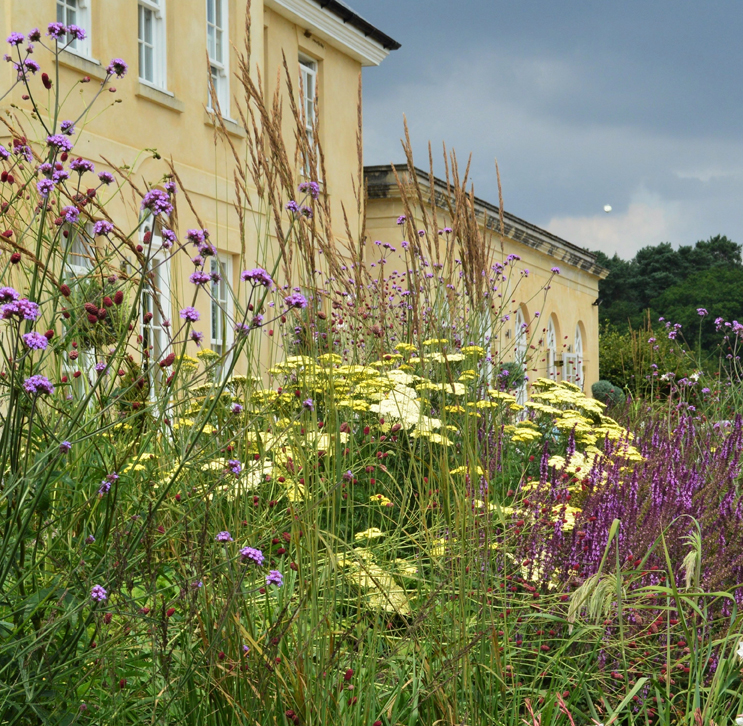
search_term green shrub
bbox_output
[591,379,626,406]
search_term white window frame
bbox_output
[138,0,167,90]
[298,54,317,176]
[573,324,585,390]
[206,0,229,114]
[514,308,528,405]
[56,0,92,57]
[546,318,558,381]
[140,215,171,396]
[210,253,234,377]
[64,221,95,279]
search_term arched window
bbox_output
[574,323,584,389]
[546,317,558,380]
[514,308,528,404]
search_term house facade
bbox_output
[364,165,608,392]
[1,1,605,393]
[1,0,398,368]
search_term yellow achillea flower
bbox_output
[180,355,199,372]
[461,345,485,357]
[444,405,466,414]
[354,527,385,541]
[371,493,393,506]
[422,338,449,346]
[197,348,220,362]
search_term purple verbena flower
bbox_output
[36,179,55,198]
[302,398,314,411]
[161,229,176,249]
[52,170,69,183]
[186,229,205,245]
[396,215,406,225]
[93,220,114,236]
[697,308,708,317]
[67,25,86,41]
[22,331,48,350]
[241,268,273,287]
[0,287,19,303]
[59,441,72,453]
[240,546,265,565]
[47,23,66,40]
[190,330,203,345]
[46,134,73,152]
[22,59,40,74]
[551,267,561,274]
[106,58,128,78]
[285,200,299,213]
[6,33,24,46]
[231,403,243,414]
[235,322,250,336]
[227,459,242,476]
[298,180,320,199]
[180,307,200,322]
[164,180,177,195]
[70,157,94,174]
[215,530,233,542]
[0,145,9,161]
[189,271,210,286]
[60,120,75,135]
[266,570,283,587]
[2,298,40,321]
[90,585,107,602]
[23,374,54,396]
[98,171,114,185]
[62,206,80,224]
[284,292,308,309]
[141,189,173,217]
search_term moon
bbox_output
[603,205,612,213]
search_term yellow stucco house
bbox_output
[1,0,606,393]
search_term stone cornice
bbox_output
[364,164,609,279]
[265,0,398,66]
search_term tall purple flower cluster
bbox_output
[523,413,743,603]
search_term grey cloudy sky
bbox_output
[350,0,743,259]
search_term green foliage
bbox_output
[599,315,700,398]
[595,235,743,350]
[591,379,626,406]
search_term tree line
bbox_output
[593,234,743,353]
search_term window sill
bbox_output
[204,110,246,138]
[137,83,184,113]
[59,49,107,81]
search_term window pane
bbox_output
[216,28,222,63]
[207,0,215,24]
[207,26,215,60]
[144,9,153,44]
[57,3,65,23]
[144,45,153,81]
